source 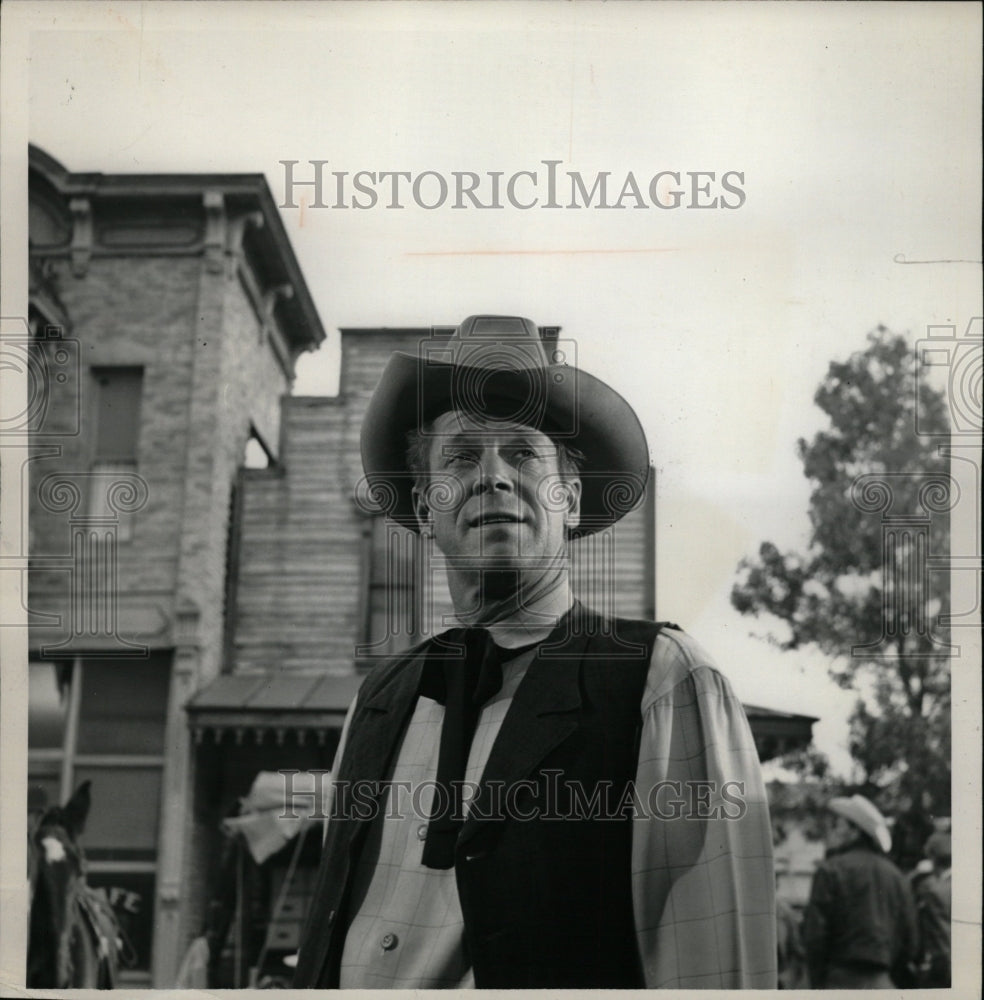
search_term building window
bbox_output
[243,429,274,470]
[28,654,171,982]
[89,367,143,541]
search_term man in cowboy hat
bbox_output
[804,794,918,989]
[294,316,776,988]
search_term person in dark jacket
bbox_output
[914,830,951,987]
[803,794,918,988]
[775,894,807,989]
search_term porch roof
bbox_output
[185,672,362,741]
[186,674,817,761]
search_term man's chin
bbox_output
[445,551,527,571]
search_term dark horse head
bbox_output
[28,781,119,988]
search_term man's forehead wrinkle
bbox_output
[430,412,554,447]
[431,410,544,435]
[442,430,549,448]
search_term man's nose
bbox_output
[471,450,514,495]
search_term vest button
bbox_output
[380,932,399,951]
[416,824,428,841]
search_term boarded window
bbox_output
[89,368,143,540]
[92,367,143,460]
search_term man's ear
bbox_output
[412,485,431,532]
[564,477,582,532]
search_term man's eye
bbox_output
[444,450,476,466]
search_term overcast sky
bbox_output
[8,0,982,774]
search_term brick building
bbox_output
[26,145,325,985]
[27,145,815,986]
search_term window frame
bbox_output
[356,515,421,665]
[87,366,145,542]
[28,654,169,984]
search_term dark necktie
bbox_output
[419,628,503,869]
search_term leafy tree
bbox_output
[765,746,836,847]
[732,327,951,821]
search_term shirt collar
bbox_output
[452,581,574,650]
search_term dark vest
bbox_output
[293,604,674,989]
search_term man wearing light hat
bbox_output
[804,793,918,988]
[294,316,776,988]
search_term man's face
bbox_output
[825,814,856,851]
[412,411,581,567]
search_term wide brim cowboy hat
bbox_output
[828,794,892,853]
[360,315,650,537]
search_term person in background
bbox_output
[774,860,806,990]
[914,830,951,987]
[803,794,918,989]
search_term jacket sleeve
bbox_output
[894,872,921,984]
[631,631,777,988]
[915,874,950,980]
[319,695,358,843]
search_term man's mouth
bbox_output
[469,513,524,527]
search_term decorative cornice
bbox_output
[69,197,92,277]
[262,282,294,330]
[202,190,226,274]
[29,144,326,353]
[225,209,264,278]
[28,256,72,332]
